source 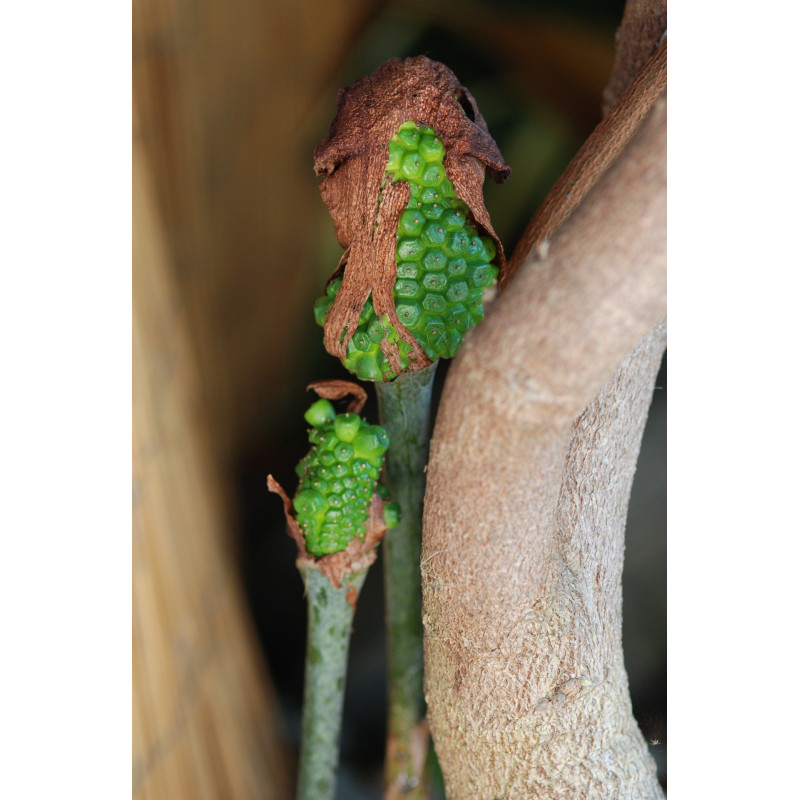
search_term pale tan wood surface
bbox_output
[133,122,292,799]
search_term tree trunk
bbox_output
[421,3,666,793]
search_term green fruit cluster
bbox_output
[293,398,399,556]
[315,120,499,381]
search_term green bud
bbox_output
[383,502,401,529]
[304,398,335,428]
[333,412,362,443]
[293,488,325,516]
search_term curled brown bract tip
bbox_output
[306,378,367,414]
[315,55,510,375]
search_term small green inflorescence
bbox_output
[293,398,400,556]
[315,121,499,381]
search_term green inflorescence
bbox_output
[315,120,499,381]
[293,398,400,556]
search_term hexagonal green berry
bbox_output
[395,301,422,328]
[401,152,423,180]
[367,318,387,344]
[422,292,446,314]
[319,430,338,451]
[446,304,470,332]
[350,331,372,353]
[350,458,372,476]
[397,238,423,261]
[418,133,445,162]
[383,502,401,528]
[423,320,446,352]
[421,221,447,247]
[469,264,495,289]
[334,442,354,462]
[422,272,447,292]
[399,208,425,237]
[352,426,390,463]
[442,208,466,230]
[421,164,443,187]
[304,398,335,428]
[333,413,360,443]
[421,203,444,221]
[330,463,349,478]
[446,280,469,304]
[421,187,441,204]
[397,125,419,149]
[422,249,447,272]
[446,257,467,278]
[293,488,325,516]
[395,278,422,299]
[397,261,421,279]
[348,352,382,382]
[446,230,470,257]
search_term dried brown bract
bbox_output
[314,55,511,374]
[305,378,366,414]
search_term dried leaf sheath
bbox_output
[314,56,511,373]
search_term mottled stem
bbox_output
[297,566,367,800]
[375,363,438,799]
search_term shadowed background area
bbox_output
[133,1,665,796]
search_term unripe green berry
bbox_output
[383,502,401,529]
[305,398,335,428]
[333,412,362,442]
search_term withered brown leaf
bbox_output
[314,55,511,376]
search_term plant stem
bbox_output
[375,362,438,797]
[297,566,367,800]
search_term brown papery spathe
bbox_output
[314,55,510,377]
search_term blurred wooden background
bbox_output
[132,1,665,797]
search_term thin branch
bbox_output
[603,0,667,112]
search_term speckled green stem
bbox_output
[375,362,438,797]
[297,566,367,800]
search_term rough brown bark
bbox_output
[421,89,666,800]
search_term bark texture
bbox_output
[421,89,666,800]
